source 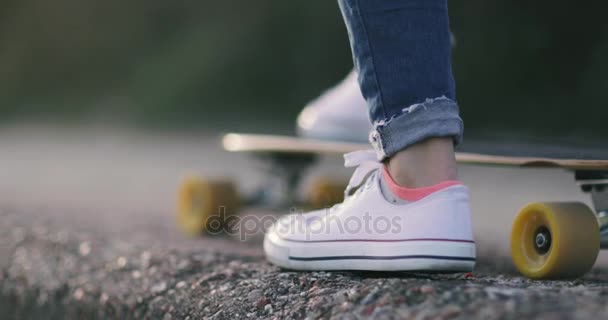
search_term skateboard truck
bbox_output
[576,171,608,248]
[248,152,317,208]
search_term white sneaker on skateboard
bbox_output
[296,70,371,143]
[264,150,476,272]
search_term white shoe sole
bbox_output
[264,233,476,272]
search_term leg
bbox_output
[339,0,462,187]
[264,0,475,272]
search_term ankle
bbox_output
[385,137,458,188]
[381,166,461,201]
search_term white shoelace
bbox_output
[343,149,381,198]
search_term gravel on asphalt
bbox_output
[3,209,608,320]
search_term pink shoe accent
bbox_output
[381,166,462,201]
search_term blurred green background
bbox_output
[1,0,607,139]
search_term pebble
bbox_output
[256,298,271,309]
[247,289,263,302]
[439,304,462,318]
[420,285,435,294]
[79,242,91,256]
[264,303,273,313]
[151,281,168,294]
[308,296,327,310]
[177,260,190,270]
[441,291,453,301]
[73,288,85,300]
[116,256,127,268]
[141,251,152,268]
[361,288,380,305]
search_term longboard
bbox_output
[177,132,608,280]
[222,133,608,171]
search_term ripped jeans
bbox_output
[338,0,463,159]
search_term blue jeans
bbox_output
[338,0,463,159]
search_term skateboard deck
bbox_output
[222,133,608,171]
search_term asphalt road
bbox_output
[2,124,608,319]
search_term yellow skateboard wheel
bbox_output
[176,176,239,235]
[307,178,346,209]
[510,202,599,279]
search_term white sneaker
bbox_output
[296,70,371,143]
[264,150,476,272]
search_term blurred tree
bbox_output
[0,0,606,139]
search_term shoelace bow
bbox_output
[343,149,381,198]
